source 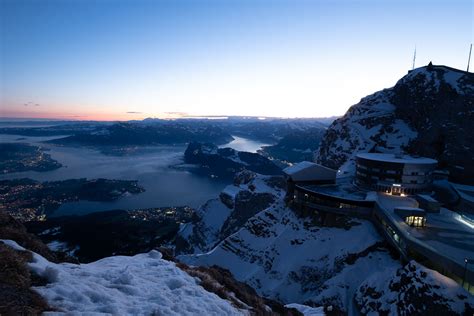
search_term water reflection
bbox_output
[219,136,271,153]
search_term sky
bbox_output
[0,0,472,121]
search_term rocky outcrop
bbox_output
[355,261,474,315]
[175,262,303,316]
[316,65,474,183]
[175,171,286,255]
[184,142,283,179]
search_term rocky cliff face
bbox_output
[316,65,474,183]
[355,261,474,315]
[179,201,397,314]
[175,170,286,255]
[177,173,474,314]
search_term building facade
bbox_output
[355,153,437,195]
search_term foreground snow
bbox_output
[1,240,244,316]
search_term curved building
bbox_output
[355,153,437,195]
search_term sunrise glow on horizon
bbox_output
[1,0,472,121]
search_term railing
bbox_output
[295,199,372,218]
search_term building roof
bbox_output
[298,177,373,202]
[416,194,438,203]
[394,206,426,216]
[283,161,337,182]
[356,153,437,165]
[377,193,474,272]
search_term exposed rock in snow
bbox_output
[183,142,283,179]
[175,171,286,255]
[1,240,246,316]
[177,169,473,314]
[179,201,401,313]
[316,65,474,183]
[355,261,474,315]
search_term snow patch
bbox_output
[1,240,245,316]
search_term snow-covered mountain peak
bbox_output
[316,64,474,181]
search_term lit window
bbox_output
[405,216,425,227]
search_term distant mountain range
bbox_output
[0,117,333,150]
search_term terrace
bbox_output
[374,194,474,292]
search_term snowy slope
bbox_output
[179,202,401,313]
[176,171,285,254]
[177,170,473,314]
[316,64,474,180]
[315,78,416,175]
[355,261,474,315]
[1,240,245,316]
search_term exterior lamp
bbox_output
[463,258,474,289]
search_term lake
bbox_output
[219,136,271,153]
[0,134,271,216]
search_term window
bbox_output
[405,216,425,227]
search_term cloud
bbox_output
[163,111,188,117]
[23,102,40,107]
[126,111,142,114]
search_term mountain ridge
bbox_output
[316,64,474,183]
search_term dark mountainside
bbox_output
[316,64,474,183]
[25,208,193,263]
[261,127,326,163]
[184,142,283,179]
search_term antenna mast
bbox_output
[412,46,417,70]
[468,44,472,72]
